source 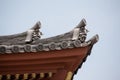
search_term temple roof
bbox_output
[0,19,99,80]
[0,19,99,54]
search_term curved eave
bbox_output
[0,35,98,80]
[73,34,99,75]
[0,34,98,54]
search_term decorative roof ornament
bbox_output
[25,21,42,43]
[72,19,89,42]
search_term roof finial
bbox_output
[72,19,87,41]
[25,21,42,43]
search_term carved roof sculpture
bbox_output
[0,19,99,80]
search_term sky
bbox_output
[0,0,120,80]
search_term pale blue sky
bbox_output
[0,0,120,80]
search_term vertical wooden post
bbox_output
[65,71,73,80]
